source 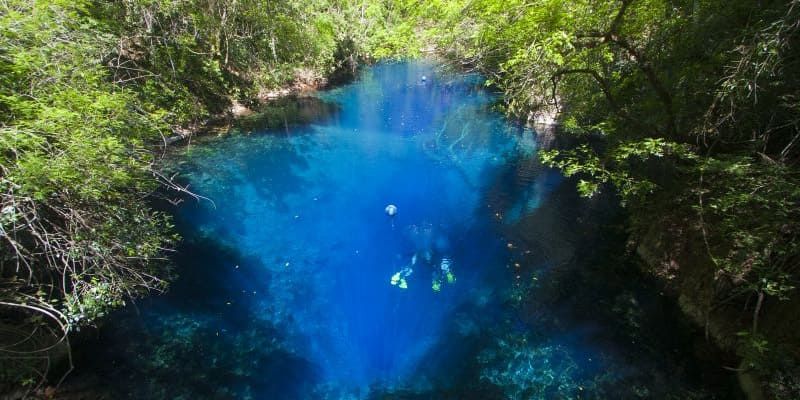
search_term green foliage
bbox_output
[0,0,171,297]
[0,0,178,390]
[541,139,694,201]
[736,331,773,373]
[698,157,798,301]
[420,0,800,320]
[404,0,800,391]
[92,0,359,125]
[0,0,375,390]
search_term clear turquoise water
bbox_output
[80,61,727,399]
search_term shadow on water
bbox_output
[234,96,342,135]
[369,142,737,399]
[164,96,343,218]
[476,148,737,398]
[74,230,321,399]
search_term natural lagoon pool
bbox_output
[76,61,730,399]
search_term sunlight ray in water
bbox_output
[177,61,531,392]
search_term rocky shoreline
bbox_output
[163,68,333,146]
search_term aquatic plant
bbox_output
[477,334,586,399]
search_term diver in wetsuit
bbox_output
[431,257,456,292]
[390,265,413,289]
[390,251,418,289]
[389,222,456,291]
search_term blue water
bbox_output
[177,61,536,392]
[80,61,725,399]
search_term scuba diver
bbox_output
[390,250,416,289]
[389,221,457,291]
[390,252,457,292]
[390,266,413,289]
[390,250,417,290]
[431,257,457,292]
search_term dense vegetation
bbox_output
[394,0,800,395]
[0,0,369,391]
[1,0,798,397]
